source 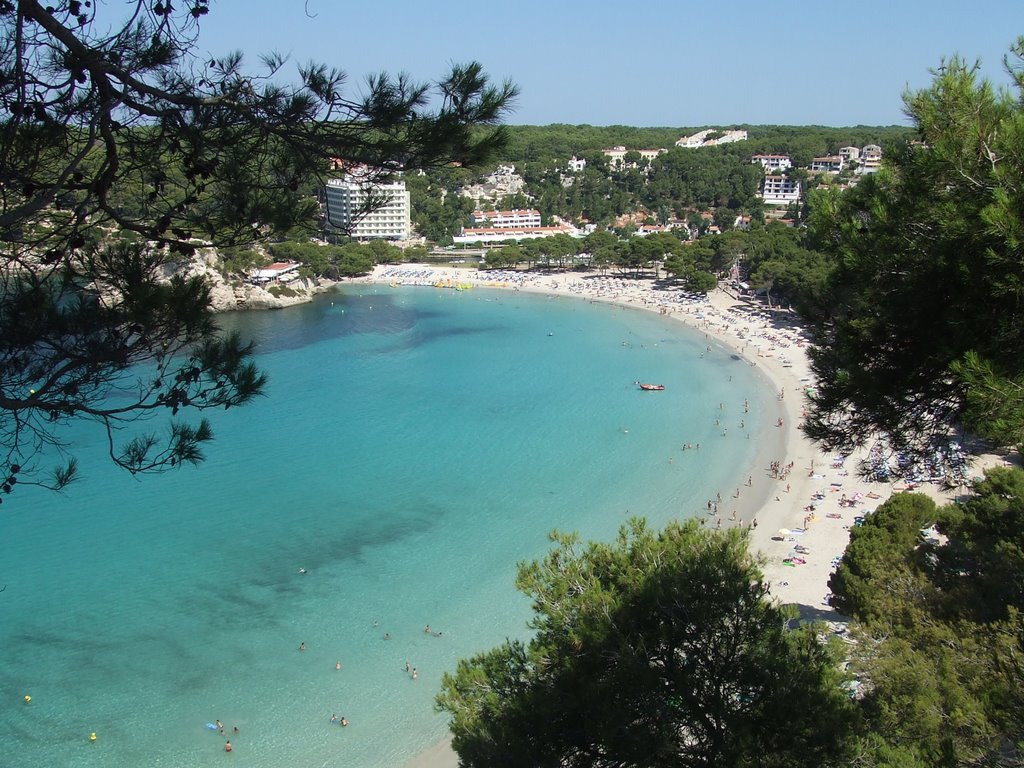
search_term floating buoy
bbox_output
[23,695,31,704]
[89,732,97,743]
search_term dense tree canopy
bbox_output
[0,1,515,492]
[829,469,1024,766]
[803,40,1024,460]
[437,519,857,768]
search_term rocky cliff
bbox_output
[161,249,338,312]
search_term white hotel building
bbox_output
[471,208,542,228]
[324,177,411,240]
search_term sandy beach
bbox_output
[365,263,979,768]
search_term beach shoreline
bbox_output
[360,264,979,768]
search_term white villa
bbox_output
[810,156,844,174]
[751,154,793,172]
[602,146,666,167]
[859,144,883,173]
[760,175,801,206]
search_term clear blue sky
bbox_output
[195,0,1022,127]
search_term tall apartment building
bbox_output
[324,177,411,240]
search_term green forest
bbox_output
[405,123,914,244]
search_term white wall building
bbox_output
[676,130,713,148]
[453,225,578,245]
[838,146,861,163]
[602,146,666,167]
[713,129,748,146]
[810,156,844,174]
[858,144,883,173]
[472,209,542,228]
[676,129,748,148]
[324,177,411,240]
[250,261,301,284]
[760,175,801,206]
[751,154,793,172]
[567,156,587,173]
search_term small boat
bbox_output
[638,383,665,391]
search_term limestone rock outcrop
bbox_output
[160,248,337,312]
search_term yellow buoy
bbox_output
[23,695,31,703]
[89,732,97,743]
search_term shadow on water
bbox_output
[218,292,422,355]
[219,291,508,362]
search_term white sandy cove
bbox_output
[350,264,990,768]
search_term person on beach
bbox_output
[412,667,418,680]
[330,714,338,724]
[340,717,348,727]
[335,661,341,670]
[224,741,233,753]
[298,642,305,651]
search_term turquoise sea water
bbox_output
[1,285,772,767]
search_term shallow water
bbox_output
[1,285,772,767]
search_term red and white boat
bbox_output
[638,383,665,391]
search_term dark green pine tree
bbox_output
[0,1,517,494]
[437,519,857,768]
[803,39,1024,461]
